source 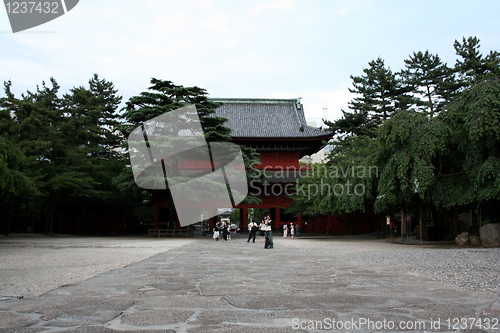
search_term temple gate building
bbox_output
[152,97,340,232]
[212,98,332,230]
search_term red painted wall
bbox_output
[256,151,301,169]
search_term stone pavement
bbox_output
[1,235,499,332]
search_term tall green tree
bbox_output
[0,78,63,234]
[454,36,500,85]
[286,58,399,230]
[400,51,456,119]
[349,57,402,125]
[45,74,124,234]
[375,110,449,212]
[0,137,39,235]
[437,76,500,212]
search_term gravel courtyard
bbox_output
[0,234,499,332]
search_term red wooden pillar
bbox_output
[209,207,215,229]
[154,208,159,229]
[242,207,248,230]
[275,207,280,231]
[401,206,407,238]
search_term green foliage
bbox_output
[229,208,240,222]
[252,208,270,223]
[400,51,456,119]
[122,78,231,142]
[349,57,401,125]
[375,110,450,212]
[291,36,500,227]
[441,76,500,206]
[0,136,38,197]
[454,36,500,84]
[0,75,126,234]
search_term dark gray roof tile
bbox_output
[210,98,329,139]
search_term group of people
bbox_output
[212,221,232,241]
[247,215,274,248]
[212,216,298,250]
[282,222,297,238]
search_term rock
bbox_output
[469,235,481,246]
[455,232,470,246]
[479,223,500,247]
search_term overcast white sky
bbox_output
[1,0,499,121]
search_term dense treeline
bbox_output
[0,76,259,235]
[289,37,500,235]
[0,75,138,235]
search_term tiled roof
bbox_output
[211,98,329,139]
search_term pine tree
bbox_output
[348,57,401,126]
[400,51,455,119]
[454,36,500,85]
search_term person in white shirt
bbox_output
[247,220,257,243]
[259,220,266,243]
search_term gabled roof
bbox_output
[211,98,330,139]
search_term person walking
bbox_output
[290,223,295,238]
[222,222,229,241]
[247,220,257,243]
[213,222,220,241]
[295,223,300,237]
[283,223,288,238]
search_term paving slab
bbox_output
[0,235,499,332]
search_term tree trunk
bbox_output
[4,197,15,236]
[29,196,36,233]
[419,205,425,242]
[57,203,67,234]
[453,206,460,236]
[46,190,61,235]
[401,205,407,239]
[48,207,55,235]
[351,212,357,235]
